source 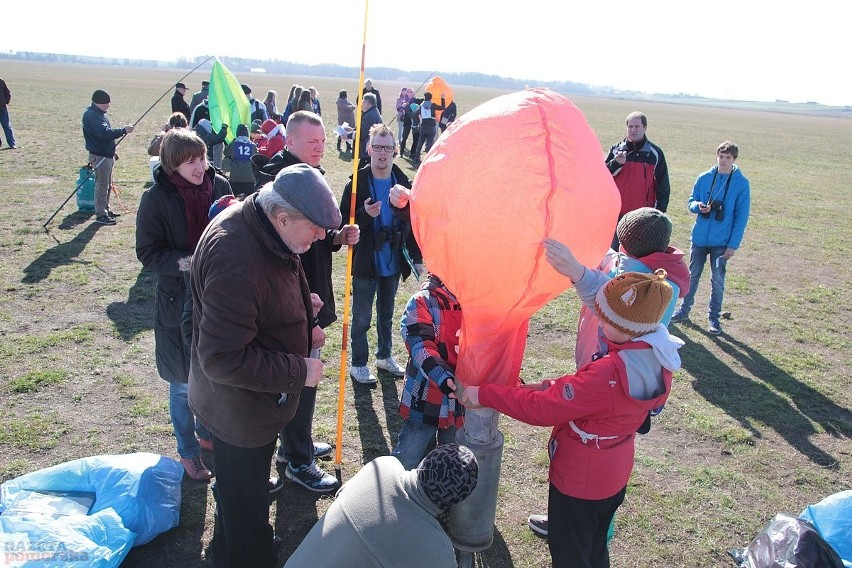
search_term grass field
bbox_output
[0,59,850,567]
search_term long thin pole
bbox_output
[385,70,436,128]
[335,0,370,484]
[42,56,215,229]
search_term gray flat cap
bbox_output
[272,164,342,230]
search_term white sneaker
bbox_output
[376,356,405,377]
[350,365,377,384]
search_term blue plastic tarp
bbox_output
[0,453,183,567]
[800,490,852,568]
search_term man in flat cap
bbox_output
[171,82,190,118]
[189,164,343,568]
[81,89,134,225]
[189,80,209,116]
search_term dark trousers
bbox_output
[413,121,437,161]
[210,435,277,568]
[400,119,412,153]
[548,483,626,568]
[409,128,420,161]
[278,386,316,467]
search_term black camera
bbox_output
[701,201,724,220]
[374,227,402,251]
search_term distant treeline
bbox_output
[0,51,626,98]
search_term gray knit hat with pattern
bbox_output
[616,207,672,258]
[417,444,478,510]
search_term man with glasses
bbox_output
[340,124,423,385]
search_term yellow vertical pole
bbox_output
[334,0,370,483]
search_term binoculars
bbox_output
[701,201,724,220]
[374,227,402,251]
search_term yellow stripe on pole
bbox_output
[335,0,370,479]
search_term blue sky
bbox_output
[2,0,846,106]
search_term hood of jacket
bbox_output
[630,247,691,298]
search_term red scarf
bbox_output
[168,170,213,250]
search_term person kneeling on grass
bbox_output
[461,257,683,568]
[284,444,478,568]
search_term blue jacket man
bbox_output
[672,141,750,335]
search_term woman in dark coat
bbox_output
[135,128,232,481]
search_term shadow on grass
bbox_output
[352,378,390,463]
[121,478,210,567]
[22,221,100,283]
[273,470,326,565]
[378,371,403,446]
[675,324,850,469]
[351,371,404,463]
[474,528,516,567]
[57,210,95,230]
[107,268,156,340]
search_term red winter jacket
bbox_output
[479,339,672,500]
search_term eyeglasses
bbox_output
[371,144,395,153]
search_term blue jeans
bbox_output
[169,382,210,458]
[351,274,400,367]
[679,245,728,321]
[392,420,458,470]
[0,106,15,147]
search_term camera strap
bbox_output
[707,167,733,207]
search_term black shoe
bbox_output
[107,209,121,218]
[313,442,333,460]
[285,461,340,493]
[670,309,689,323]
[95,215,116,225]
[528,514,548,538]
[268,476,284,494]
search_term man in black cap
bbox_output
[189,164,343,568]
[171,82,191,118]
[189,80,209,116]
[242,83,268,123]
[81,89,134,225]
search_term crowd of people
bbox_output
[72,75,751,567]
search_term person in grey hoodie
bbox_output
[284,444,478,568]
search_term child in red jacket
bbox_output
[462,268,682,568]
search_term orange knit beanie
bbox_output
[595,270,673,337]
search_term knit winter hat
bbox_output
[616,207,672,258]
[236,124,249,138]
[595,270,673,337]
[241,84,252,95]
[416,444,478,510]
[208,195,240,220]
[91,90,110,104]
[272,164,342,230]
[260,119,277,135]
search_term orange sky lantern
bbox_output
[410,88,620,388]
